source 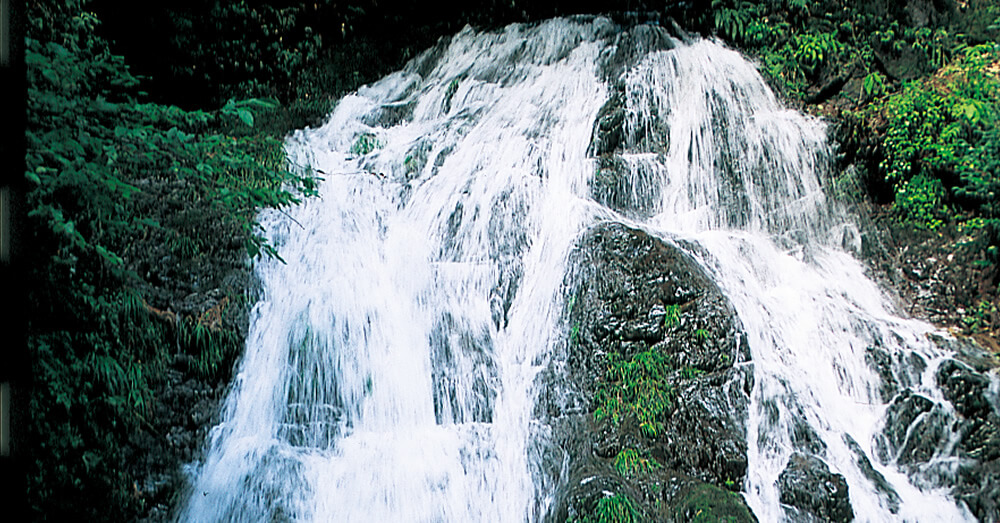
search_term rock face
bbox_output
[120,173,254,521]
[777,453,854,522]
[127,358,234,521]
[937,357,1000,521]
[537,222,756,521]
[871,338,1000,522]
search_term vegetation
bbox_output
[872,45,1000,233]
[593,347,674,438]
[613,447,662,478]
[571,493,643,523]
[24,0,317,518]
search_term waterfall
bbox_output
[180,17,982,521]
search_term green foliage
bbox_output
[443,78,461,113]
[574,493,642,523]
[166,0,330,102]
[861,71,889,101]
[570,323,581,345]
[712,1,758,43]
[351,132,384,156]
[963,299,998,334]
[872,44,1000,228]
[28,291,170,519]
[789,31,844,78]
[613,447,661,478]
[24,0,316,517]
[894,174,947,229]
[664,303,681,328]
[593,347,673,438]
[681,366,707,380]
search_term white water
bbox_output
[181,18,977,522]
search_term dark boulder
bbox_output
[655,367,753,486]
[842,434,900,514]
[936,359,992,419]
[873,344,1000,522]
[777,453,854,522]
[875,389,941,464]
[539,222,754,521]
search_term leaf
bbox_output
[41,68,60,86]
[237,108,254,127]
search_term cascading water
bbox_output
[180,17,991,521]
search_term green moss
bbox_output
[350,132,383,155]
[673,483,756,523]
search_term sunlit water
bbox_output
[181,17,978,522]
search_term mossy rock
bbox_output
[670,482,757,523]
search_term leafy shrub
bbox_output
[873,44,1000,228]
[790,31,844,78]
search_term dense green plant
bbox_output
[571,493,642,523]
[162,0,330,101]
[593,347,673,438]
[613,447,661,478]
[351,132,384,156]
[963,299,998,333]
[24,0,316,518]
[664,304,681,328]
[872,44,1000,229]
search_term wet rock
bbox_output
[598,24,676,83]
[129,355,233,521]
[871,346,1000,521]
[936,359,992,419]
[953,412,1000,522]
[589,88,626,157]
[930,333,1000,373]
[842,434,900,514]
[777,453,854,522]
[556,458,648,523]
[539,222,754,521]
[957,458,1000,522]
[656,367,753,486]
[588,155,670,219]
[876,387,955,468]
[790,416,828,456]
[667,478,757,523]
[875,389,935,463]
[937,355,1000,522]
[865,346,899,402]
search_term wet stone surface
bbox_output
[873,344,1000,521]
[777,453,854,523]
[538,222,755,522]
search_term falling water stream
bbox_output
[181,17,984,521]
